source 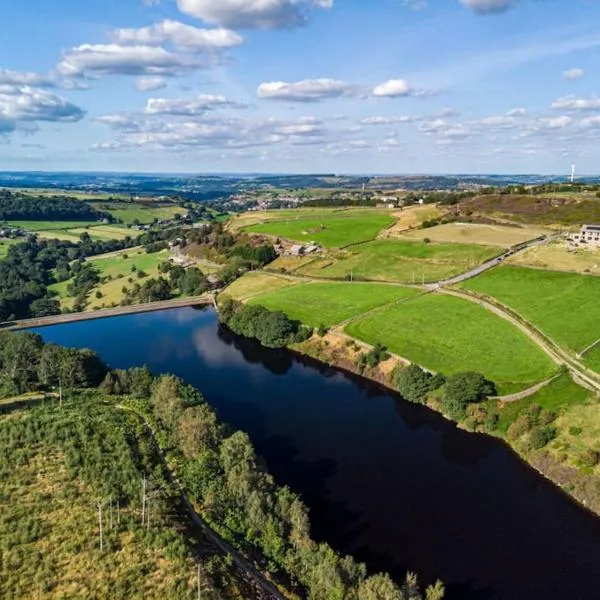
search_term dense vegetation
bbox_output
[0,236,137,321]
[0,331,444,599]
[0,190,112,222]
[219,298,312,348]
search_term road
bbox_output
[435,234,552,287]
[2,296,214,331]
[117,405,289,600]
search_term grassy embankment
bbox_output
[242,212,395,248]
[0,397,249,600]
[398,222,549,248]
[6,220,133,243]
[294,240,501,284]
[50,248,169,311]
[247,281,421,328]
[0,238,18,259]
[508,241,600,276]
[459,265,600,358]
[345,293,556,395]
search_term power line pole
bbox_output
[97,502,104,552]
[141,476,147,526]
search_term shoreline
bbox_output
[290,331,600,519]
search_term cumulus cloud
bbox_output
[257,78,354,102]
[0,85,84,136]
[537,115,573,129]
[460,0,514,14]
[506,107,526,117]
[552,95,600,111]
[372,79,411,98]
[57,44,198,78]
[419,118,471,138]
[359,115,417,125]
[113,20,243,52]
[135,76,167,91]
[563,67,585,81]
[0,68,54,88]
[144,94,244,115]
[176,0,333,30]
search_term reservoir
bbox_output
[31,306,600,599]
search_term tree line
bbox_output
[219,298,312,348]
[0,236,138,321]
[0,190,113,222]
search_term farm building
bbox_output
[571,225,600,248]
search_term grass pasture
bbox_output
[229,207,355,230]
[243,212,395,248]
[105,205,185,225]
[221,272,301,302]
[460,265,600,353]
[296,239,500,284]
[399,222,548,248]
[0,238,18,259]
[383,205,442,237]
[37,230,82,242]
[6,220,99,231]
[249,281,421,327]
[345,293,556,393]
[508,242,600,275]
[51,248,169,311]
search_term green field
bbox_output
[489,372,591,434]
[51,248,170,310]
[106,205,185,225]
[249,281,421,327]
[345,293,556,393]
[460,266,600,353]
[296,240,500,283]
[222,272,300,302]
[244,213,395,248]
[6,220,99,231]
[583,344,600,375]
[0,239,18,259]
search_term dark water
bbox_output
[31,307,600,600]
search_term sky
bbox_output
[1,0,600,175]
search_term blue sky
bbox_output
[1,0,599,174]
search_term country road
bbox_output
[117,404,289,600]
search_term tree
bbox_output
[396,364,444,404]
[358,573,404,600]
[178,404,220,459]
[442,372,495,419]
[151,375,186,433]
[0,332,43,392]
[29,297,61,318]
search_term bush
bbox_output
[317,324,329,338]
[507,415,533,440]
[441,372,496,419]
[528,427,556,450]
[569,426,583,437]
[579,449,600,468]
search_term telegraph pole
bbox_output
[98,502,104,552]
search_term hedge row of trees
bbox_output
[0,190,112,222]
[396,364,496,419]
[219,298,312,348]
[113,372,445,600]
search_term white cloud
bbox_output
[257,78,354,102]
[113,20,243,52]
[580,116,600,129]
[135,77,167,91]
[538,115,573,129]
[552,95,600,111]
[563,67,585,81]
[372,79,411,98]
[359,115,417,125]
[57,44,198,78]
[176,0,333,30]
[144,94,243,115]
[0,68,54,87]
[0,85,84,135]
[460,0,514,14]
[506,107,526,117]
[419,118,470,138]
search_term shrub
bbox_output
[569,426,583,437]
[528,427,556,450]
[507,415,533,440]
[396,364,445,404]
[579,449,600,468]
[317,324,329,337]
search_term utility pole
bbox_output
[98,502,104,552]
[141,476,147,526]
[59,378,63,409]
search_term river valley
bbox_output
[30,306,600,600]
